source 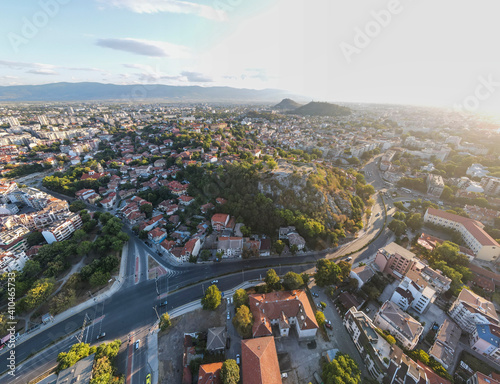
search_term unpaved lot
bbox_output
[158,305,226,384]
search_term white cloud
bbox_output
[96,38,190,58]
[97,0,226,21]
[26,69,59,75]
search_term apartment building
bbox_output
[0,225,30,253]
[0,251,28,273]
[448,288,499,333]
[426,174,445,198]
[470,324,500,364]
[343,307,391,380]
[467,372,500,384]
[428,319,461,369]
[390,270,436,314]
[424,208,500,261]
[483,176,500,196]
[374,301,424,350]
[42,213,83,244]
[374,242,417,279]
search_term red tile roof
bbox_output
[197,362,222,384]
[426,208,499,247]
[241,337,282,384]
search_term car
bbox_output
[375,213,380,217]
[313,293,319,297]
[345,257,352,262]
[135,340,140,350]
[226,337,231,349]
[159,301,168,307]
[96,332,106,340]
[236,354,240,365]
[325,323,332,330]
[146,373,151,384]
[227,312,230,320]
[211,280,218,284]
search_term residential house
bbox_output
[211,213,230,231]
[423,208,500,261]
[426,174,445,198]
[350,264,375,288]
[148,228,168,245]
[183,238,201,259]
[249,290,318,340]
[197,362,222,384]
[217,237,243,258]
[467,372,500,384]
[373,301,424,350]
[288,232,306,250]
[449,288,499,333]
[428,319,461,369]
[200,203,214,214]
[100,193,116,209]
[178,195,194,206]
[206,327,226,352]
[241,337,282,384]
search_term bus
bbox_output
[401,187,411,194]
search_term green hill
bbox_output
[289,101,351,116]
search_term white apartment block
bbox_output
[449,288,499,333]
[42,213,83,244]
[390,271,436,314]
[0,251,28,273]
[424,208,500,261]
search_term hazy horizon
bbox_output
[2,0,500,114]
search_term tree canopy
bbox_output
[201,284,222,310]
[314,259,342,287]
[322,352,361,384]
[221,359,240,384]
[232,305,253,338]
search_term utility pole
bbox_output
[153,306,160,321]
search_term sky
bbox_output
[1,0,500,113]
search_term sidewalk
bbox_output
[9,241,129,350]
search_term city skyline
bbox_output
[1,0,500,114]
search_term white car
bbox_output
[227,312,230,320]
[135,340,140,350]
[211,280,218,284]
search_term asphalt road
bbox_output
[1,157,393,383]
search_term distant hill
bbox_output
[273,98,302,110]
[289,101,351,117]
[0,82,297,102]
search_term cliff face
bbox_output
[258,161,356,229]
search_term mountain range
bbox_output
[0,82,298,103]
[273,99,351,116]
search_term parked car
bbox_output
[211,280,218,284]
[325,323,332,330]
[159,301,168,307]
[345,257,352,262]
[96,332,106,340]
[227,312,230,320]
[236,354,240,365]
[135,340,140,350]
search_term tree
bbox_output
[290,244,299,255]
[160,313,171,331]
[232,305,253,338]
[77,241,93,256]
[337,261,351,282]
[26,231,45,247]
[388,219,407,237]
[314,259,341,287]
[72,229,86,242]
[282,271,304,290]
[201,284,222,310]
[265,269,281,291]
[69,200,86,212]
[233,289,249,309]
[220,360,240,384]
[90,356,113,384]
[25,278,55,310]
[406,213,423,231]
[140,203,153,217]
[200,249,211,261]
[89,271,110,288]
[322,352,361,384]
[315,311,326,326]
[273,240,285,255]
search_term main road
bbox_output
[0,157,392,383]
